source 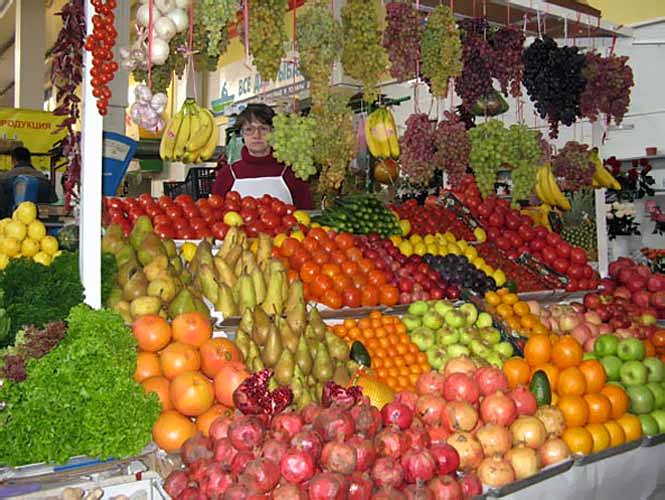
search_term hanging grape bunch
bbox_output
[489,26,525,97]
[580,52,634,126]
[506,124,542,205]
[268,114,317,181]
[420,5,462,97]
[523,36,587,138]
[247,0,288,82]
[456,18,494,109]
[432,112,470,189]
[200,0,239,59]
[341,0,388,102]
[296,0,342,106]
[468,119,512,198]
[399,113,436,187]
[383,2,423,82]
[312,94,356,193]
[552,141,596,192]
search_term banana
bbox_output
[197,123,218,162]
[543,164,571,210]
[382,108,401,159]
[366,109,391,158]
[589,148,621,190]
[187,107,215,154]
[173,102,193,161]
[535,165,555,205]
[364,111,382,158]
[159,108,185,161]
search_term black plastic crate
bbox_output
[163,167,218,199]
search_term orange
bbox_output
[551,335,584,369]
[496,304,514,319]
[172,311,213,348]
[562,426,593,455]
[524,335,552,367]
[497,287,509,296]
[584,393,612,424]
[141,376,173,411]
[503,357,531,389]
[135,351,162,383]
[513,301,531,317]
[133,315,172,352]
[557,395,589,427]
[502,293,519,306]
[520,314,538,330]
[617,414,643,442]
[644,339,656,357]
[600,384,630,420]
[507,316,522,332]
[558,367,587,396]
[485,291,501,306]
[603,420,626,448]
[579,359,607,394]
[152,410,197,453]
[531,323,550,336]
[530,363,560,392]
[586,424,611,453]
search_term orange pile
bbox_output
[485,288,549,337]
[275,228,400,310]
[503,334,641,455]
[329,310,431,392]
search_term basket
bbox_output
[163,167,218,199]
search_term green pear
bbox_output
[251,307,272,345]
[122,271,148,301]
[278,317,299,353]
[130,296,162,319]
[261,324,282,368]
[215,283,238,318]
[313,343,333,383]
[295,335,313,376]
[275,349,295,386]
[129,215,153,250]
[147,277,177,303]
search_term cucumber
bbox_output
[350,341,371,368]
[530,370,552,406]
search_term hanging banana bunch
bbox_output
[364,107,400,160]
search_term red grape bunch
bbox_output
[383,2,423,82]
[456,18,494,110]
[489,26,526,98]
[399,113,436,187]
[580,52,634,126]
[432,112,471,189]
[552,141,596,192]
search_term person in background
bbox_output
[0,147,58,217]
[211,103,314,209]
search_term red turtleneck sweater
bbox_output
[211,147,314,209]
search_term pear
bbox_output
[137,232,166,266]
[130,296,162,318]
[235,330,251,361]
[313,343,333,383]
[147,277,177,303]
[290,375,304,402]
[332,365,351,386]
[197,264,220,304]
[225,245,243,270]
[179,268,192,285]
[261,324,282,368]
[325,330,350,362]
[213,256,237,287]
[144,255,169,282]
[251,356,265,372]
[295,335,313,376]
[256,234,272,264]
[308,307,327,339]
[191,240,214,276]
[242,251,258,275]
[274,349,295,386]
[115,244,138,269]
[261,264,285,316]
[236,274,257,314]
[251,307,271,345]
[170,256,183,275]
[296,387,313,411]
[163,238,177,258]
[277,317,298,353]
[286,302,307,338]
[251,268,267,305]
[129,215,153,250]
[192,291,210,318]
[238,309,254,336]
[123,271,148,301]
[168,288,198,318]
[215,283,238,318]
[247,339,261,364]
[102,227,125,254]
[218,227,239,259]
[285,281,305,313]
[113,300,133,324]
[106,287,123,308]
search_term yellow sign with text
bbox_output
[0,107,67,171]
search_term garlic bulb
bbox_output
[149,38,169,65]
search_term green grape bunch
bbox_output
[200,0,239,59]
[247,0,288,82]
[296,0,342,106]
[468,119,512,198]
[341,0,388,103]
[268,113,317,181]
[506,124,542,204]
[421,5,463,97]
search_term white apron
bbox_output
[229,165,293,204]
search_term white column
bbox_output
[80,0,103,309]
[105,0,130,134]
[14,0,46,109]
[592,121,609,278]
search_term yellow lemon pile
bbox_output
[0,202,59,269]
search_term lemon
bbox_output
[399,240,414,257]
[481,265,495,276]
[424,234,436,245]
[180,242,197,262]
[354,376,395,410]
[409,234,422,245]
[414,242,427,256]
[447,243,461,255]
[21,238,40,258]
[33,251,52,266]
[290,230,305,242]
[426,243,438,255]
[399,219,411,236]
[27,220,47,241]
[474,227,487,243]
[0,218,11,233]
[389,235,402,246]
[293,210,311,226]
[13,202,37,225]
[273,233,287,247]
[444,232,456,243]
[223,211,244,227]
[464,246,478,260]
[0,254,8,270]
[0,237,20,257]
[438,245,449,256]
[457,239,468,250]
[493,269,507,287]
[473,257,486,268]
[40,235,59,256]
[5,220,27,241]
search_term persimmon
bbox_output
[152,410,197,453]
[133,315,172,352]
[160,342,201,380]
[172,312,212,348]
[134,351,162,383]
[170,371,215,417]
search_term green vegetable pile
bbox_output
[0,305,161,466]
[313,194,402,237]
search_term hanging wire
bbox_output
[291,0,298,113]
[243,0,250,64]
[147,0,153,90]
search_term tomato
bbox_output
[171,217,190,231]
[240,208,258,223]
[556,241,572,258]
[518,224,535,242]
[152,410,197,453]
[133,315,172,352]
[175,194,194,207]
[368,270,388,287]
[582,265,594,280]
[321,263,342,278]
[300,261,320,284]
[284,203,295,215]
[552,258,569,274]
[282,214,298,228]
[172,312,212,348]
[290,248,311,270]
[335,233,354,250]
[183,206,201,220]
[214,362,250,407]
[135,352,162,382]
[166,205,184,219]
[271,199,287,216]
[211,222,230,240]
[379,285,399,306]
[568,264,585,280]
[361,287,380,307]
[158,195,174,208]
[190,217,208,232]
[652,330,665,348]
[312,274,334,297]
[570,247,588,265]
[196,198,211,210]
[110,214,127,226]
[226,191,241,205]
[542,247,558,265]
[566,279,579,292]
[333,274,353,293]
[261,212,281,229]
[240,196,257,211]
[343,288,362,308]
[546,232,561,246]
[321,289,343,309]
[198,206,214,221]
[170,371,215,417]
[153,213,170,226]
[160,342,201,380]
[225,200,241,212]
[138,193,153,206]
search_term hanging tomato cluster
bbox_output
[83,0,119,116]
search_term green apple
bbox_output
[433,300,454,317]
[643,357,665,383]
[485,352,503,367]
[459,303,479,326]
[594,334,619,357]
[617,338,646,362]
[583,352,598,361]
[646,383,665,410]
[437,327,460,346]
[638,414,659,436]
[402,314,422,332]
[649,409,665,434]
[494,341,514,358]
[411,326,435,351]
[408,300,429,317]
[426,347,448,371]
[447,344,470,358]
[470,339,489,357]
[479,327,501,345]
[627,385,655,414]
[444,310,466,329]
[459,329,473,345]
[475,312,493,329]
[601,355,623,381]
[423,311,444,330]
[621,360,648,386]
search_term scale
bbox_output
[102,132,138,196]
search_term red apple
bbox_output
[614,287,632,301]
[632,290,651,308]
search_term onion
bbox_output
[510,416,546,449]
[155,16,177,41]
[505,447,540,480]
[477,456,515,488]
[150,38,170,65]
[538,438,571,467]
[119,47,131,59]
[168,8,189,32]
[137,4,160,28]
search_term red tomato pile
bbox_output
[274,228,400,309]
[392,199,476,240]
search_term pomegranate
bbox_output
[291,428,324,461]
[261,438,288,464]
[273,483,307,500]
[510,416,546,449]
[480,391,518,426]
[404,484,435,500]
[404,426,432,450]
[375,428,407,458]
[180,487,202,500]
[458,472,482,498]
[446,432,483,471]
[280,449,316,484]
[209,415,233,440]
[308,472,348,500]
[539,438,571,467]
[346,435,377,472]
[509,385,538,416]
[429,443,460,476]
[427,475,463,500]
[213,437,239,468]
[271,412,304,441]
[223,484,251,500]
[372,456,405,489]
[231,451,255,478]
[180,432,213,465]
[350,403,382,438]
[188,458,212,485]
[443,356,476,377]
[381,401,414,430]
[477,456,515,487]
[444,401,478,432]
[228,416,266,451]
[240,458,281,493]
[348,472,373,500]
[302,403,323,424]
[476,423,512,457]
[535,406,566,438]
[474,366,509,396]
[401,448,437,484]
[321,440,358,475]
[163,470,188,498]
[372,487,407,500]
[443,373,481,405]
[428,426,451,446]
[200,462,233,498]
[505,447,540,480]
[416,371,446,396]
[416,395,447,427]
[314,408,355,441]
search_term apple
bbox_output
[647,275,665,292]
[638,414,659,435]
[447,344,471,358]
[433,300,454,317]
[470,339,490,357]
[643,357,665,383]
[459,330,473,346]
[583,311,602,326]
[485,352,503,368]
[437,328,461,346]
[601,355,623,381]
[459,303,479,326]
[650,409,665,433]
[583,293,601,309]
[475,312,493,329]
[621,360,648,386]
[646,383,665,410]
[494,342,514,358]
[402,314,422,332]
[480,328,501,345]
[444,310,466,329]
[595,335,620,357]
[408,301,429,317]
[411,327,435,351]
[423,311,444,330]
[617,338,646,361]
[426,347,449,371]
[628,385,655,414]
[583,352,598,360]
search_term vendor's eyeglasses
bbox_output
[241,125,272,136]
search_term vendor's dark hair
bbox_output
[11,147,30,164]
[236,103,275,129]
